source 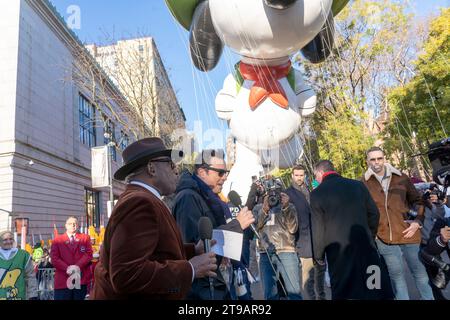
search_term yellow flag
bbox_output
[25,243,33,254]
[98,226,106,244]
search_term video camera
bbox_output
[414,182,447,202]
[419,249,450,290]
[427,137,450,189]
[256,176,285,209]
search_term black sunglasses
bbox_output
[204,165,229,177]
[150,158,176,169]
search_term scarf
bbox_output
[192,174,230,226]
[322,171,339,180]
[239,60,291,110]
[0,248,18,260]
[291,178,310,201]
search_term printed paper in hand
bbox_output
[211,229,243,261]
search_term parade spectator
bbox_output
[32,243,44,265]
[422,213,450,296]
[420,192,449,300]
[311,160,393,300]
[37,248,52,269]
[91,137,217,299]
[362,146,434,300]
[51,216,93,300]
[254,191,302,300]
[0,230,38,300]
[285,164,326,300]
[173,149,255,300]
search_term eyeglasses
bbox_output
[150,158,177,170]
[369,157,384,162]
[204,165,229,177]
[2,238,13,242]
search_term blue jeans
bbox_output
[259,252,302,300]
[375,240,434,300]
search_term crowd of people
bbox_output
[0,137,448,300]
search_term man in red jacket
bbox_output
[51,216,93,300]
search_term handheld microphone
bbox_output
[228,190,261,240]
[198,216,215,300]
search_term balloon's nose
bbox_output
[264,0,296,10]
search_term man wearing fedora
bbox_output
[91,137,218,299]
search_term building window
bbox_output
[104,119,117,161]
[120,131,129,151]
[85,188,100,228]
[79,94,97,147]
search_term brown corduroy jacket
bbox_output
[362,164,424,245]
[91,184,195,300]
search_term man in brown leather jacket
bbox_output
[253,190,302,300]
[362,146,433,300]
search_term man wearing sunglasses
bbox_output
[91,138,218,300]
[173,149,255,300]
[363,146,433,300]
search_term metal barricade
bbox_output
[36,268,55,300]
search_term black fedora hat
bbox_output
[114,137,183,181]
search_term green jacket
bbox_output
[0,249,30,300]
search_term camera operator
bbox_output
[416,185,448,300]
[419,186,448,245]
[421,212,450,298]
[253,182,302,300]
[419,137,450,299]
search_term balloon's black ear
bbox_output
[301,11,335,64]
[189,0,223,72]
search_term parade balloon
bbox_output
[165,0,349,202]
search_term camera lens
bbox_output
[268,191,280,207]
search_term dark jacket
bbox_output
[421,216,450,290]
[362,164,425,245]
[422,203,447,244]
[173,171,242,300]
[424,217,450,258]
[285,186,313,258]
[310,173,393,300]
[91,185,194,300]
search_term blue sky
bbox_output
[51,0,449,149]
